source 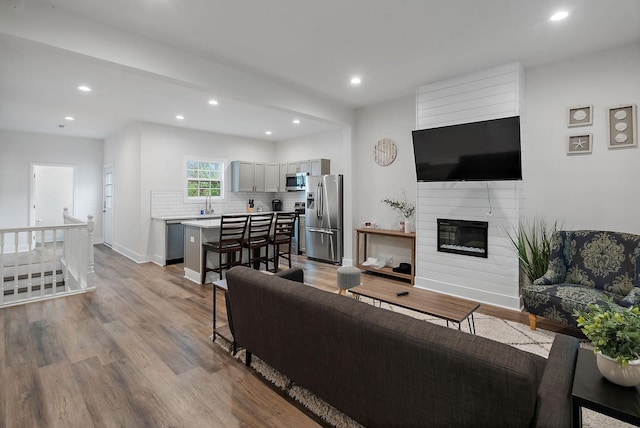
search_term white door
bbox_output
[31,164,75,243]
[103,165,113,247]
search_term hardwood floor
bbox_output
[0,244,581,427]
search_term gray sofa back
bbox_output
[226,266,578,427]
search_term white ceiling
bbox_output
[1,0,639,141]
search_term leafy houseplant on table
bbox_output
[507,217,559,285]
[381,193,415,233]
[574,299,640,387]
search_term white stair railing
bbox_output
[0,209,95,308]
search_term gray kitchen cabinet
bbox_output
[310,159,330,176]
[287,162,299,174]
[231,160,266,192]
[265,163,279,192]
[298,160,310,174]
[254,162,265,192]
[279,163,288,192]
[285,159,330,176]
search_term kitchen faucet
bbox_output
[204,196,214,214]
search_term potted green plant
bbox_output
[574,299,640,387]
[381,193,415,233]
[507,217,559,284]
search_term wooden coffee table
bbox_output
[349,281,480,334]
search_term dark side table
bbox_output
[572,348,640,427]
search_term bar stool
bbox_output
[242,212,274,271]
[201,214,249,283]
[269,212,297,272]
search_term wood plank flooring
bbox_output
[0,244,582,427]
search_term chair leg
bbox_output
[273,244,280,272]
[219,251,224,280]
[201,248,208,284]
[528,314,537,330]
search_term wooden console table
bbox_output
[355,228,415,284]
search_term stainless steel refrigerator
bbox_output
[305,174,343,264]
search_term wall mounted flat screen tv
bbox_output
[412,116,522,182]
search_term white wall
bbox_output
[104,121,278,262]
[350,43,640,309]
[275,129,345,173]
[353,96,417,266]
[0,130,103,242]
[104,123,142,260]
[524,42,640,234]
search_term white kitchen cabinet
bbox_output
[264,163,279,192]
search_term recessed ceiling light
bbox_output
[176,115,185,120]
[293,119,301,124]
[208,99,219,105]
[350,76,362,85]
[550,11,569,21]
[77,85,92,92]
[265,131,272,135]
[64,116,75,121]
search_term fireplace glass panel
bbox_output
[437,219,488,258]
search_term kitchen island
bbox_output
[182,218,222,284]
[182,212,282,284]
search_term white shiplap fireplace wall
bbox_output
[414,62,524,310]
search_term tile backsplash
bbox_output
[151,190,305,218]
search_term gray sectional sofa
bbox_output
[225,266,579,427]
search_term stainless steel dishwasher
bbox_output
[166,220,185,264]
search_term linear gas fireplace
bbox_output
[437,219,488,258]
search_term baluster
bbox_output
[63,227,69,287]
[0,232,4,304]
[27,230,33,299]
[40,229,45,295]
[13,232,19,299]
[87,215,94,289]
[52,228,57,294]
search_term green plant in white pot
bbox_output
[574,299,640,387]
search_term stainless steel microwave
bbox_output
[286,172,308,191]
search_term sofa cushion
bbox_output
[522,283,626,327]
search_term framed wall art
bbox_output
[567,134,592,155]
[608,104,637,149]
[568,105,593,127]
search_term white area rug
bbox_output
[215,297,634,428]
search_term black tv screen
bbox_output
[412,116,522,182]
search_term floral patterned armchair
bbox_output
[522,230,640,329]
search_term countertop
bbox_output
[151,214,221,221]
[181,211,285,229]
[182,219,222,228]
